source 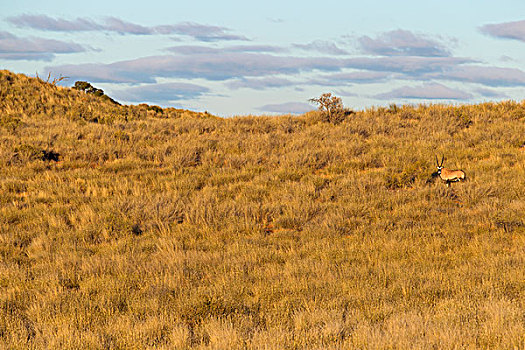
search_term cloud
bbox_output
[7,14,157,35]
[427,66,525,87]
[7,14,102,32]
[103,17,152,35]
[48,48,477,86]
[309,71,391,86]
[112,82,210,103]
[499,55,516,62]
[480,20,525,42]
[293,40,349,55]
[7,15,247,41]
[325,71,391,82]
[344,56,474,74]
[165,45,220,55]
[226,77,296,90]
[0,31,85,61]
[165,45,286,55]
[225,45,286,53]
[0,53,55,61]
[358,29,451,57]
[375,83,473,100]
[332,89,359,97]
[474,88,508,98]
[48,53,350,84]
[155,22,249,41]
[46,62,155,84]
[257,102,313,114]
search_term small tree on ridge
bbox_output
[309,92,349,124]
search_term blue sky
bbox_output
[2,0,525,116]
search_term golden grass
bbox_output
[1,70,524,349]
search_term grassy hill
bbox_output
[1,70,524,349]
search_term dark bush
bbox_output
[73,81,92,92]
[73,81,119,104]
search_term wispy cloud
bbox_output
[103,17,153,35]
[293,40,349,55]
[112,82,210,104]
[7,15,103,32]
[257,102,313,114]
[358,29,451,57]
[0,31,85,61]
[226,77,296,90]
[375,83,472,100]
[7,17,515,110]
[267,18,285,24]
[344,56,474,74]
[7,15,248,41]
[222,45,286,53]
[475,87,508,98]
[156,22,249,41]
[0,52,55,61]
[426,66,525,87]
[165,45,286,55]
[48,49,477,86]
[48,53,350,84]
[46,62,154,84]
[480,20,525,42]
[310,71,391,86]
[332,89,359,97]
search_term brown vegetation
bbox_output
[1,70,524,349]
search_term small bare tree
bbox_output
[36,71,68,85]
[309,93,349,124]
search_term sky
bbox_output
[2,0,525,116]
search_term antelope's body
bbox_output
[439,168,466,186]
[436,156,466,187]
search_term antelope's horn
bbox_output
[440,155,445,167]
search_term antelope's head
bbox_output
[435,155,444,174]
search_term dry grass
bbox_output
[1,70,524,349]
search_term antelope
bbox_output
[435,155,466,187]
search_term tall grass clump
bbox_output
[1,70,524,349]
